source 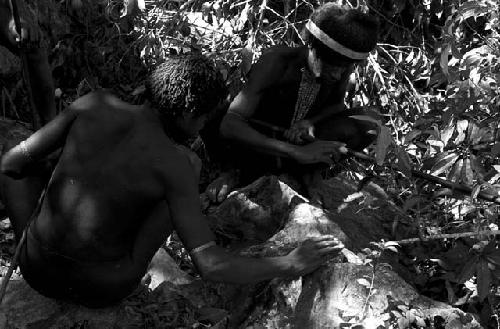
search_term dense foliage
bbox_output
[0,0,499,327]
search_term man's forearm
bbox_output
[194,247,293,284]
[220,114,298,159]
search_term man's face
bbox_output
[307,47,355,83]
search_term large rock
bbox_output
[206,175,482,328]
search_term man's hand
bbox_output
[285,236,344,277]
[206,170,239,203]
[291,140,347,165]
[284,120,315,145]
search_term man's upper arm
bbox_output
[1,93,97,175]
[163,150,215,251]
[227,52,283,120]
[22,93,99,157]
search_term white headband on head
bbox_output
[305,20,370,60]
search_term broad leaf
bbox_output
[455,119,469,144]
[403,129,422,144]
[375,126,392,165]
[461,158,474,185]
[447,158,463,182]
[440,43,451,76]
[431,153,459,176]
[397,148,412,177]
[440,124,455,146]
[477,258,492,301]
[456,256,478,284]
[491,143,500,156]
[422,151,451,171]
[485,250,500,267]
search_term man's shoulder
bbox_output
[69,90,120,112]
[257,46,301,70]
[249,46,302,89]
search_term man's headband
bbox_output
[306,20,370,60]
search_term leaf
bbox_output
[357,278,371,288]
[477,258,492,301]
[470,154,485,180]
[440,43,451,76]
[397,148,412,177]
[485,250,500,266]
[468,122,484,145]
[375,126,392,165]
[403,196,424,212]
[440,124,455,146]
[461,158,474,185]
[386,246,398,253]
[471,184,482,201]
[422,151,451,171]
[426,138,445,154]
[445,280,457,304]
[456,256,478,284]
[491,143,500,156]
[455,119,469,144]
[448,158,463,183]
[403,129,421,144]
[430,153,459,176]
[384,241,400,248]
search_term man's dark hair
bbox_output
[145,54,227,119]
[303,3,379,65]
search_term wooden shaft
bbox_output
[9,0,41,129]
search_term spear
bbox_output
[248,118,500,205]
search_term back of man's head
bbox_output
[304,3,379,64]
[146,54,227,119]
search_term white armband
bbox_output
[189,241,216,255]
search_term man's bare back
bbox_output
[35,91,175,262]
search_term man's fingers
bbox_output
[217,184,229,202]
[319,245,344,255]
[207,186,217,202]
[307,235,339,242]
[314,240,342,248]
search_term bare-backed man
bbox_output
[0,51,343,307]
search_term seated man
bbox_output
[0,53,343,308]
[207,3,379,202]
